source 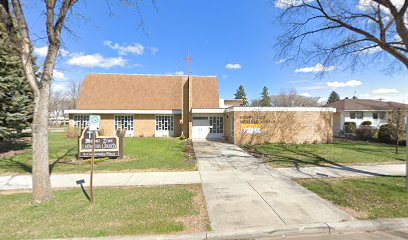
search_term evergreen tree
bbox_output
[327,91,340,104]
[260,86,271,106]
[234,85,248,106]
[0,24,34,141]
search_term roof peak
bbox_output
[86,73,217,77]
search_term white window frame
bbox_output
[209,116,224,134]
[155,115,174,137]
[350,111,363,119]
[73,115,89,128]
[114,115,134,131]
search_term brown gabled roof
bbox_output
[323,99,408,111]
[76,74,219,110]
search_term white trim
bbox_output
[192,108,226,114]
[64,109,182,114]
[225,107,336,113]
[343,110,392,112]
[87,73,217,78]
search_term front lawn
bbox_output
[247,139,406,168]
[0,185,209,239]
[0,132,195,175]
[298,177,408,219]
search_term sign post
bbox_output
[88,115,100,203]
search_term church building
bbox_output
[66,73,335,145]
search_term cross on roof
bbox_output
[183,53,192,76]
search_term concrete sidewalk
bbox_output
[0,171,201,190]
[194,140,353,231]
[275,164,406,179]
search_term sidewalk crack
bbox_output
[246,181,287,225]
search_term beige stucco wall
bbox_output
[333,112,342,135]
[134,114,155,137]
[224,112,233,142]
[232,111,333,145]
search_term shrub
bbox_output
[65,127,81,138]
[343,122,357,134]
[361,121,372,126]
[378,124,397,143]
[356,126,377,141]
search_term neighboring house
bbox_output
[65,73,336,145]
[324,99,408,135]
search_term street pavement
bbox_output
[259,228,408,240]
[194,140,354,231]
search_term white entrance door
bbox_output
[192,118,211,139]
[155,115,174,137]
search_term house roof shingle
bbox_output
[76,74,220,110]
[323,99,408,111]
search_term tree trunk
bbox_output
[31,85,52,204]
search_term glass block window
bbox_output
[209,116,224,134]
[73,115,89,128]
[115,115,134,131]
[156,115,174,131]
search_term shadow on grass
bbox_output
[0,141,31,154]
[250,144,399,178]
[0,147,76,174]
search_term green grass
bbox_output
[298,177,408,219]
[0,185,208,239]
[249,139,406,168]
[0,132,195,174]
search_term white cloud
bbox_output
[34,46,70,57]
[52,82,66,92]
[165,71,184,76]
[225,63,242,69]
[53,70,67,81]
[67,54,126,68]
[357,45,382,54]
[327,80,362,89]
[295,63,335,73]
[300,93,311,97]
[276,59,286,64]
[359,92,408,103]
[372,88,398,94]
[298,85,327,91]
[104,41,144,55]
[149,47,159,55]
[275,0,314,9]
[34,46,48,57]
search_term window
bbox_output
[373,112,386,120]
[209,116,224,134]
[350,112,363,119]
[73,115,89,128]
[156,115,174,131]
[115,115,134,131]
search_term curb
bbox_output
[57,218,408,240]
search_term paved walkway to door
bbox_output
[194,140,354,231]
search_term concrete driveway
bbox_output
[194,140,353,231]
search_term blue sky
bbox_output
[27,0,408,103]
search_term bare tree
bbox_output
[67,80,81,109]
[270,88,321,107]
[274,0,408,71]
[388,108,406,154]
[0,0,152,204]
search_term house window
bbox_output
[373,112,386,120]
[209,116,224,134]
[115,115,134,131]
[156,115,174,131]
[350,112,363,119]
[73,115,89,128]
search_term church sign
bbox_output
[78,127,122,159]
